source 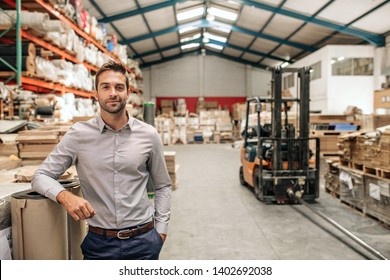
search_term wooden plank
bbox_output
[18,143,56,152]
[16,135,59,143]
[17,129,60,136]
[19,151,51,158]
[0,156,22,170]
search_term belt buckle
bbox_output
[117,229,133,239]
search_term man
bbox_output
[32,60,172,260]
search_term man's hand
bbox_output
[56,190,96,221]
[159,233,167,242]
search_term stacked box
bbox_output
[311,130,341,154]
[186,128,195,143]
[337,131,366,163]
[337,136,352,162]
[16,127,64,165]
[362,136,381,168]
[164,151,178,190]
[364,175,390,225]
[353,135,366,163]
[176,99,187,116]
[339,166,365,210]
[171,126,187,144]
[187,117,200,130]
[161,100,174,115]
[0,133,19,159]
[378,132,390,170]
[155,117,174,145]
[324,159,340,197]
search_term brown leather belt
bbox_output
[89,221,154,239]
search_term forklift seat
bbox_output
[245,146,257,162]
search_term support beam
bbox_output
[237,0,385,46]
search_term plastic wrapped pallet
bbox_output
[364,175,390,226]
[339,166,365,211]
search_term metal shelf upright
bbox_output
[0,0,21,86]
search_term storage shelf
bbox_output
[34,0,134,74]
[1,0,140,109]
[21,76,94,98]
[21,29,98,72]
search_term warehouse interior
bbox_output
[1,0,390,261]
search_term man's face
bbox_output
[96,70,129,114]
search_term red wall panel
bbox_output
[156,96,246,114]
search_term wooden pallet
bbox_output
[320,151,340,157]
[325,187,340,199]
[364,212,390,229]
[340,199,364,215]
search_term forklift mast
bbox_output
[240,66,320,203]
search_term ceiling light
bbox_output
[337,56,345,61]
[202,37,210,43]
[180,33,201,43]
[206,13,215,22]
[179,26,198,34]
[208,7,237,21]
[205,43,223,50]
[181,43,200,50]
[177,7,204,21]
[210,21,232,33]
[204,32,227,43]
[228,0,239,5]
[330,59,336,64]
[281,62,289,68]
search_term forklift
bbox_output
[239,67,320,203]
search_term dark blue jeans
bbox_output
[80,228,164,260]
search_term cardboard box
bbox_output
[364,175,390,225]
[161,100,174,107]
[339,166,365,210]
[374,89,390,110]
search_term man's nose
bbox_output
[109,87,118,96]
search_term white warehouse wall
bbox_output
[290,45,376,114]
[288,47,329,113]
[142,55,271,101]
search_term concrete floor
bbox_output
[160,143,390,260]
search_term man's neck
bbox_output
[101,110,129,131]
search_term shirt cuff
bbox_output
[154,221,168,235]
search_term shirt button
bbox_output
[114,170,118,174]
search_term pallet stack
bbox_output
[0,134,21,170]
[164,151,178,190]
[338,166,365,211]
[16,126,69,165]
[334,129,390,226]
[324,159,340,198]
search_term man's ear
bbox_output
[94,90,98,100]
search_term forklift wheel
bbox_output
[239,166,248,186]
[253,168,261,200]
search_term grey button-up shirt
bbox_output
[32,116,172,234]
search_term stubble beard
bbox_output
[99,98,127,114]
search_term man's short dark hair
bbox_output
[95,60,129,91]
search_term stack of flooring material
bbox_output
[0,43,36,73]
[0,134,18,157]
[16,126,69,165]
[164,151,178,190]
[0,155,22,170]
[0,134,22,170]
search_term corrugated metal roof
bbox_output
[81,0,390,69]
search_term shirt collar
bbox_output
[97,113,133,133]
